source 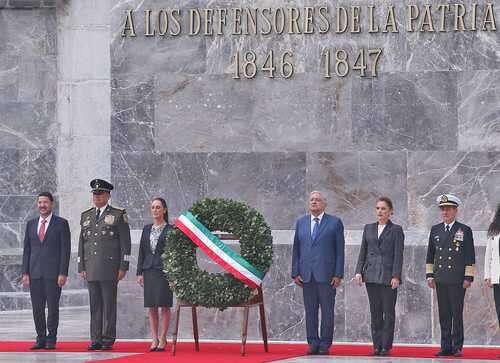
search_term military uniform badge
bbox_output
[104,215,115,225]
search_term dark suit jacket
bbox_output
[355,220,405,285]
[136,224,171,275]
[425,221,475,284]
[22,215,71,279]
[291,213,345,283]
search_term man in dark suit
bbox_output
[22,192,71,350]
[78,178,131,351]
[426,194,475,357]
[292,191,345,355]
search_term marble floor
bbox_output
[0,352,135,362]
[0,306,90,340]
[276,357,499,362]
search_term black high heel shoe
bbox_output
[149,338,159,352]
[156,338,166,352]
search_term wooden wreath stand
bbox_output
[171,286,269,356]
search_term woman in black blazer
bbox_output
[355,196,405,356]
[136,197,173,351]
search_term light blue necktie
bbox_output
[311,217,320,240]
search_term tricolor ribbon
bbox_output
[175,212,264,289]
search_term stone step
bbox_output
[0,306,91,340]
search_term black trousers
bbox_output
[365,283,397,351]
[29,278,62,343]
[88,280,118,345]
[435,283,465,352]
[493,285,500,323]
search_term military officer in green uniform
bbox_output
[78,179,131,351]
[426,194,475,357]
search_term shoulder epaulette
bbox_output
[81,207,94,215]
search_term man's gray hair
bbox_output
[309,191,327,203]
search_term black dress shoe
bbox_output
[371,349,380,356]
[45,342,56,350]
[379,349,390,356]
[102,344,113,351]
[88,343,102,351]
[435,350,453,356]
[318,349,329,355]
[30,342,46,350]
[453,349,463,357]
[306,346,319,355]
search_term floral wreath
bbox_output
[163,198,273,309]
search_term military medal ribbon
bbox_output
[175,211,264,289]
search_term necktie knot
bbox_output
[446,225,450,232]
[314,217,319,222]
[41,219,46,225]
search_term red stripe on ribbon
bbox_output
[175,218,259,289]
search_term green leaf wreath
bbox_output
[162,198,273,309]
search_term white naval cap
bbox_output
[437,194,461,207]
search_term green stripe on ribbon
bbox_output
[184,212,264,280]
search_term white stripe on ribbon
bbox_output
[178,214,262,287]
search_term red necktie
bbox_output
[39,219,47,241]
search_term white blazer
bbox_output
[484,234,500,284]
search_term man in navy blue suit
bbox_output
[22,192,71,350]
[292,191,345,355]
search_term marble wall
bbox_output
[1,0,500,346]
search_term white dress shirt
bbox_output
[95,204,109,219]
[444,220,455,232]
[37,213,53,235]
[377,224,386,238]
[311,212,324,232]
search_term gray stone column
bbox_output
[57,0,112,244]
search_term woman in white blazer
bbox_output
[484,204,500,330]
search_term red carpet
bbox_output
[1,341,500,362]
